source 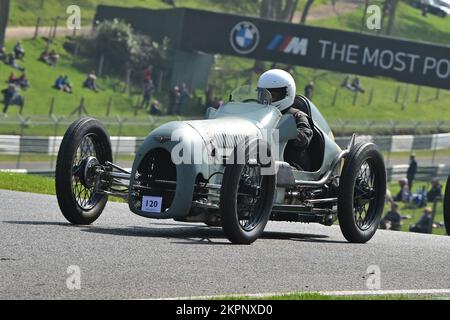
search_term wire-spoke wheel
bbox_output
[56,118,112,225]
[220,139,275,244]
[338,143,386,243]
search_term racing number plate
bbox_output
[141,196,163,213]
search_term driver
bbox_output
[257,69,313,170]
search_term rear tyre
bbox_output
[220,140,276,244]
[338,143,386,243]
[444,174,450,235]
[55,118,113,225]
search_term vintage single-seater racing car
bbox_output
[55,85,387,244]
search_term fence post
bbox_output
[367,88,374,105]
[98,55,105,77]
[415,86,421,103]
[331,88,338,107]
[352,90,358,106]
[48,96,55,117]
[394,85,400,103]
[33,17,41,40]
[106,97,113,117]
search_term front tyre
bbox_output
[338,143,386,243]
[55,118,113,225]
[444,174,450,235]
[220,140,276,244]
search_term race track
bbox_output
[1,190,449,299]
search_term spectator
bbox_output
[17,73,29,90]
[409,207,433,234]
[427,177,442,203]
[39,50,50,64]
[341,75,353,91]
[13,42,25,60]
[380,202,402,231]
[62,75,73,93]
[407,153,418,192]
[54,75,72,93]
[2,84,24,116]
[169,85,181,115]
[141,80,154,110]
[83,71,99,92]
[144,65,153,83]
[179,83,191,113]
[351,76,365,93]
[393,178,410,202]
[8,72,17,84]
[150,100,162,116]
[304,81,314,100]
[48,50,60,67]
[5,53,25,72]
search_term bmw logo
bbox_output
[230,21,260,55]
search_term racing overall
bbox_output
[283,95,314,171]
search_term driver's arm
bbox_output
[291,110,313,149]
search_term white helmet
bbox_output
[257,69,296,112]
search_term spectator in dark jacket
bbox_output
[427,178,442,203]
[409,207,433,234]
[380,202,402,231]
[407,154,418,192]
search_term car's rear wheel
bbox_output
[443,174,450,235]
[220,140,276,244]
[55,118,112,225]
[338,143,386,243]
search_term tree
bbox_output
[0,0,10,47]
[260,0,299,22]
[299,0,315,24]
[385,0,400,35]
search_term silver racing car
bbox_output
[55,86,387,244]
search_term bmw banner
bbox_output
[96,7,450,90]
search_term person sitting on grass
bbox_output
[13,42,25,60]
[149,100,162,116]
[16,73,30,90]
[2,83,24,117]
[39,50,50,64]
[83,71,99,92]
[5,53,25,72]
[48,50,60,67]
[393,178,410,203]
[8,72,17,84]
[380,202,402,231]
[409,207,433,234]
[427,177,442,203]
[54,75,72,93]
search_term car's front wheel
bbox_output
[338,143,386,243]
[220,140,276,244]
[55,118,113,225]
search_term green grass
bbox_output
[309,1,450,46]
[0,172,55,194]
[215,292,432,300]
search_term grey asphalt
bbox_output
[1,190,450,300]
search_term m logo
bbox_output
[230,21,260,55]
[267,35,309,56]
